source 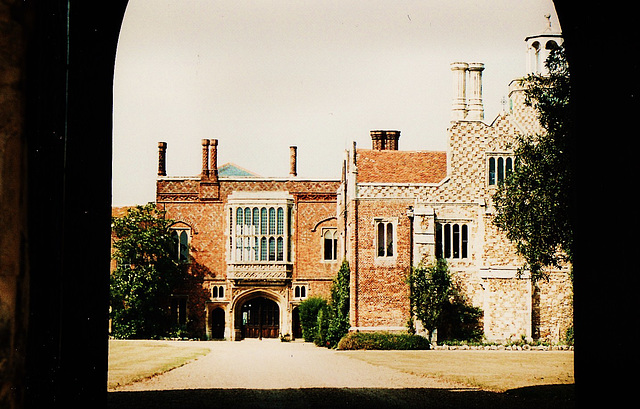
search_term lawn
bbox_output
[108,340,212,389]
[340,349,574,392]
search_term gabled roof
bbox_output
[356,149,447,184]
[218,163,261,178]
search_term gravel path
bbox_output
[109,340,574,409]
[113,339,463,391]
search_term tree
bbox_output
[408,259,483,344]
[110,203,185,338]
[493,45,573,282]
[407,259,452,343]
[326,260,350,347]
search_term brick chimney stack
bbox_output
[289,146,298,177]
[370,130,400,150]
[158,142,167,176]
[201,139,210,179]
[210,139,219,183]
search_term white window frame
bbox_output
[322,228,338,262]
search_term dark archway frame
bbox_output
[15,1,634,407]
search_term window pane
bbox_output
[236,237,243,261]
[489,157,496,185]
[277,237,284,261]
[261,208,267,234]
[324,238,333,260]
[277,207,284,235]
[269,237,275,261]
[300,286,306,298]
[295,286,300,298]
[269,208,276,235]
[462,224,468,258]
[261,237,267,261]
[453,224,460,258]
[253,237,258,261]
[179,230,189,261]
[497,157,504,183]
[219,286,224,298]
[435,223,442,259]
[377,223,385,257]
[253,208,259,231]
[386,223,394,257]
[212,286,218,298]
[506,157,513,178]
[444,224,451,258]
[332,238,338,260]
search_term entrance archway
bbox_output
[240,297,280,339]
[210,308,225,339]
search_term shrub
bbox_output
[336,332,431,350]
[298,297,328,343]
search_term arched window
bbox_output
[323,229,338,261]
[277,237,284,261]
[268,237,276,261]
[436,222,470,260]
[260,237,267,261]
[488,155,515,185]
[269,208,276,235]
[260,208,267,235]
[170,225,190,262]
[375,220,395,258]
[277,207,284,235]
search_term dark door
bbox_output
[210,308,225,339]
[292,307,302,339]
[241,297,279,339]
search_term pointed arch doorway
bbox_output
[240,297,280,339]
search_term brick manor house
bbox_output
[146,25,572,342]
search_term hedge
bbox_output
[336,332,431,350]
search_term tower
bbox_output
[525,14,563,75]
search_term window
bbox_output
[436,222,469,259]
[170,295,188,326]
[375,220,394,258]
[323,228,338,261]
[293,285,307,299]
[488,155,514,185]
[230,204,291,263]
[170,226,190,262]
[212,285,225,299]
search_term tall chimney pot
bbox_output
[158,142,167,176]
[289,146,297,177]
[467,62,485,121]
[210,139,219,182]
[201,139,210,179]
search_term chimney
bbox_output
[450,62,468,120]
[467,63,485,121]
[201,139,210,179]
[210,139,219,182]
[370,130,400,150]
[158,142,167,176]
[289,146,297,177]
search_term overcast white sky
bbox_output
[112,0,560,206]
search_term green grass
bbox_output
[341,349,574,392]
[108,340,211,389]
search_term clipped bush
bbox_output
[298,297,328,343]
[336,332,431,350]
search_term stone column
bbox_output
[450,62,468,121]
[467,62,485,121]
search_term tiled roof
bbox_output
[356,149,447,184]
[218,163,261,177]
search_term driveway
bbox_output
[108,339,574,409]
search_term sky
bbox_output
[112,0,560,206]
